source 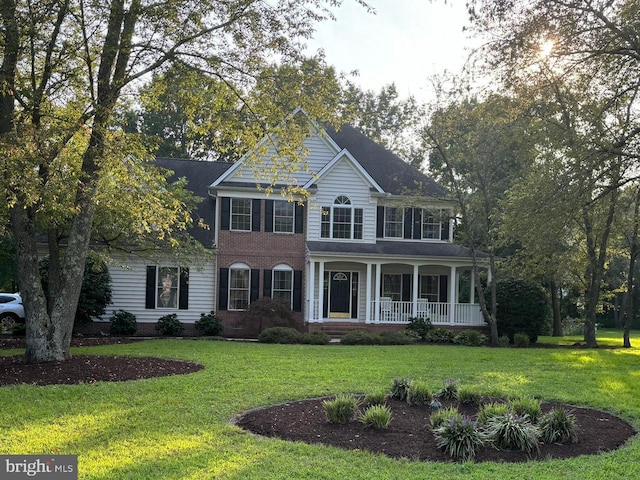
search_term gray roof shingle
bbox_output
[306,240,487,260]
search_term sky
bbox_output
[306,1,476,102]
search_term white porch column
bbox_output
[470,268,475,304]
[412,264,419,317]
[308,260,315,322]
[374,263,382,322]
[449,265,457,325]
[365,262,372,323]
[318,261,325,323]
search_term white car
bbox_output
[0,293,25,331]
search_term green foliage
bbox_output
[436,379,459,401]
[453,330,487,347]
[508,397,542,424]
[340,330,380,345]
[405,316,433,340]
[429,406,459,428]
[323,394,360,425]
[194,311,223,336]
[389,377,412,401]
[499,335,511,347]
[433,414,486,461]
[424,328,455,343]
[406,381,433,406]
[243,297,298,333]
[359,404,392,429]
[378,330,417,345]
[513,332,531,348]
[108,310,137,336]
[364,392,387,407]
[257,327,303,344]
[155,314,184,336]
[494,278,551,344]
[476,402,510,426]
[538,407,578,444]
[457,386,482,405]
[485,413,540,453]
[300,330,331,345]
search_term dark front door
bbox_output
[329,272,351,318]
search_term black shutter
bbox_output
[351,272,358,318]
[376,206,384,238]
[264,200,273,232]
[295,203,304,234]
[439,275,448,303]
[413,208,422,239]
[221,198,230,230]
[250,269,260,302]
[252,199,261,231]
[402,274,412,302]
[263,269,272,297]
[441,216,450,241]
[178,268,189,310]
[293,270,302,312]
[145,266,156,309]
[218,268,229,310]
[403,208,413,239]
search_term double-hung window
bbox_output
[320,196,363,240]
[229,265,250,310]
[231,199,251,231]
[419,275,440,302]
[382,274,402,301]
[384,207,404,238]
[272,266,293,307]
[422,209,442,239]
[273,200,294,233]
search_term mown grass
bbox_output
[1,330,640,479]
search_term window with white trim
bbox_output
[274,200,294,233]
[231,198,251,231]
[384,207,403,238]
[422,209,442,239]
[419,275,439,302]
[382,274,402,301]
[229,264,250,310]
[272,265,293,307]
[320,196,364,240]
[157,266,179,308]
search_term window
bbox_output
[320,196,363,240]
[382,274,402,301]
[384,207,403,238]
[229,266,250,310]
[422,209,441,239]
[420,275,439,302]
[274,200,294,233]
[231,198,251,231]
[272,267,293,307]
[146,266,189,310]
[157,267,179,308]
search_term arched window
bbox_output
[321,196,363,239]
[272,264,293,307]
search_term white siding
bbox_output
[105,256,215,323]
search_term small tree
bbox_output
[494,278,550,343]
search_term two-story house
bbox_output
[97,112,486,337]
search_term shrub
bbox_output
[429,406,459,428]
[436,378,459,401]
[359,404,392,429]
[499,335,511,348]
[364,391,387,407]
[378,330,416,345]
[453,330,487,347]
[477,402,510,425]
[513,332,530,348]
[195,311,223,336]
[405,317,433,340]
[155,314,184,336]
[458,386,482,405]
[340,330,380,345]
[509,397,542,424]
[562,317,585,336]
[241,297,298,333]
[433,413,486,461]
[323,394,360,424]
[109,310,137,335]
[538,407,578,444]
[493,278,551,343]
[389,377,412,401]
[300,330,330,345]
[406,381,432,406]
[424,328,455,343]
[258,326,302,344]
[485,413,540,453]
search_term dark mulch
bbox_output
[234,397,637,463]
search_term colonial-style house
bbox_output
[98,112,487,337]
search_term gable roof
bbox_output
[324,124,447,198]
[303,148,384,193]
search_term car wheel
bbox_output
[0,313,17,333]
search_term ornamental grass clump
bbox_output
[538,407,578,444]
[476,402,510,426]
[364,391,387,407]
[433,413,486,461]
[429,406,459,428]
[486,413,540,454]
[406,381,432,406]
[323,394,360,424]
[436,378,459,401]
[389,377,412,401]
[359,404,393,429]
[509,396,542,423]
[457,386,482,405]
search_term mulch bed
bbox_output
[234,397,637,463]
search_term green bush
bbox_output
[485,413,540,453]
[364,391,387,407]
[406,381,432,406]
[538,407,578,444]
[453,330,487,347]
[359,404,392,429]
[155,313,184,336]
[476,402,510,425]
[258,326,303,344]
[109,310,137,335]
[300,330,330,345]
[424,328,455,343]
[242,297,297,333]
[499,335,511,348]
[389,377,412,401]
[508,397,542,424]
[433,413,486,461]
[436,378,459,401]
[340,330,380,345]
[513,332,530,348]
[429,406,459,428]
[457,386,482,405]
[493,278,551,344]
[323,394,360,424]
[405,316,433,340]
[378,330,416,345]
[195,311,223,336]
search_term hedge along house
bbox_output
[208,110,488,337]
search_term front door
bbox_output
[329,272,351,318]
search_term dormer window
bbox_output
[321,196,363,240]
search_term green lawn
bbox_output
[2,330,640,479]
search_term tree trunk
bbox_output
[550,278,562,336]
